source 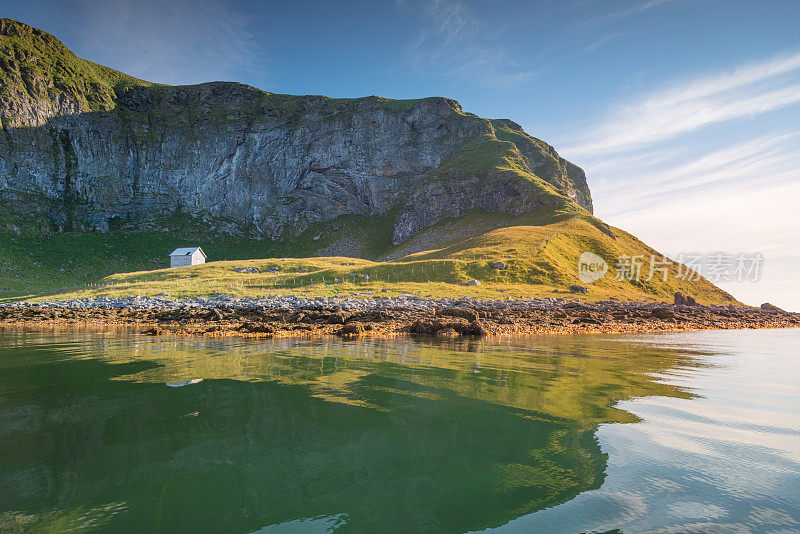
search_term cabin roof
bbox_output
[169,247,206,257]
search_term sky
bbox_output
[4,0,800,310]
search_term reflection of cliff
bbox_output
[0,335,698,532]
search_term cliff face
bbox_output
[0,19,592,244]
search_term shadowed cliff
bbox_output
[0,18,592,243]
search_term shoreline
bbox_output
[1,296,797,338]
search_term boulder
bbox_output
[435,328,461,338]
[569,285,589,294]
[238,322,274,334]
[651,308,675,319]
[337,322,365,338]
[674,292,687,306]
[326,311,349,324]
[466,280,482,286]
[207,309,224,321]
[461,320,488,337]
[489,261,506,270]
[435,308,478,322]
[572,316,602,325]
[142,327,164,336]
[760,303,786,314]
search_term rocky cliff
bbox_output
[0,19,592,245]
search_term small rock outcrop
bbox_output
[651,308,675,320]
[761,303,787,314]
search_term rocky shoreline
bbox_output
[0,294,797,338]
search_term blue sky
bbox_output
[4,0,800,309]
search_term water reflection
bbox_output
[0,332,713,532]
[479,329,800,533]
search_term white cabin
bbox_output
[169,247,206,268]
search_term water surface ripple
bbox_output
[0,328,797,533]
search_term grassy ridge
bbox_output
[0,210,734,305]
[0,19,154,123]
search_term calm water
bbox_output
[0,328,798,533]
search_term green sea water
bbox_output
[0,328,798,533]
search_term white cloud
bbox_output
[606,180,800,310]
[562,51,800,309]
[583,131,800,311]
[561,50,800,157]
[578,0,679,30]
[397,0,535,88]
[595,133,800,209]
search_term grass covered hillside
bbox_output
[0,207,734,305]
[0,19,735,306]
[0,18,154,126]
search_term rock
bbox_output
[760,303,787,314]
[435,328,461,338]
[461,320,487,337]
[674,292,687,305]
[569,285,589,294]
[238,322,274,334]
[651,308,675,319]
[142,327,164,336]
[466,280,482,286]
[326,311,348,324]
[288,311,307,323]
[489,261,506,270]
[0,20,593,247]
[408,318,473,335]
[686,295,697,306]
[435,308,478,322]
[337,322,365,338]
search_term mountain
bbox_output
[0,19,733,304]
[0,18,590,242]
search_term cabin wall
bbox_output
[170,256,192,268]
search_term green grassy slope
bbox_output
[0,208,734,304]
[0,18,155,124]
[0,19,733,305]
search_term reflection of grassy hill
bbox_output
[0,334,700,532]
[1,208,734,304]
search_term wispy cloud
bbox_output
[582,128,800,310]
[52,0,266,86]
[397,0,535,88]
[565,48,800,310]
[561,50,800,158]
[596,133,800,214]
[578,0,679,30]
[585,33,621,52]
